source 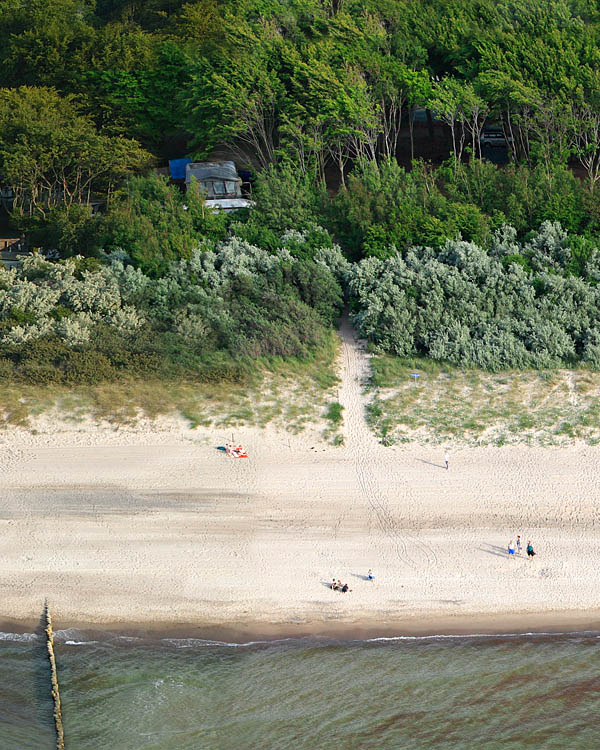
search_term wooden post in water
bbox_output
[44,601,65,750]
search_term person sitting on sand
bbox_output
[337,579,343,590]
[527,540,536,559]
[367,569,374,581]
[508,540,515,556]
[331,579,338,590]
[341,583,351,593]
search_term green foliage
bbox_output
[325,401,344,424]
[231,164,327,251]
[0,237,343,384]
[8,0,600,386]
[444,161,592,235]
[100,174,227,275]
[328,159,492,260]
[81,40,192,153]
[0,86,151,223]
[349,223,600,371]
[27,205,105,258]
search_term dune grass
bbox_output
[367,355,600,446]
[0,332,341,434]
[322,400,345,444]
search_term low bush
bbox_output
[349,222,600,371]
[0,237,343,385]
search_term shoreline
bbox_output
[3,609,600,644]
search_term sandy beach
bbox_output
[2,321,600,637]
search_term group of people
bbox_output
[330,570,374,593]
[331,579,351,593]
[225,444,248,459]
[508,536,536,558]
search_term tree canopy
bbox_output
[5,1,600,379]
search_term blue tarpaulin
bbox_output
[169,158,192,180]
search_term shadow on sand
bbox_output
[321,580,336,589]
[415,459,447,470]
[480,543,515,559]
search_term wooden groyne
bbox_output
[43,602,65,750]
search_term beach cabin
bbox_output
[185,161,253,212]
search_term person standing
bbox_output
[527,540,536,559]
[516,536,522,555]
[508,540,515,556]
[444,452,449,470]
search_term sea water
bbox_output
[2,629,600,749]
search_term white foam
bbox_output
[0,631,37,642]
[161,636,296,649]
[65,640,99,646]
[53,628,87,641]
[364,630,598,643]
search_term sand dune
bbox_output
[1,319,600,636]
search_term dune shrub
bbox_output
[0,238,343,384]
[348,223,600,370]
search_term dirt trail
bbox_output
[337,314,378,450]
[337,314,437,571]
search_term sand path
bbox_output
[1,321,600,635]
[338,314,437,572]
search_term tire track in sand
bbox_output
[338,314,437,571]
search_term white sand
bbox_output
[2,318,600,635]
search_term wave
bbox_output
[364,630,600,643]
[160,630,600,649]
[0,631,37,642]
[161,637,297,649]
[3,629,598,650]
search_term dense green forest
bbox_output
[3,0,600,380]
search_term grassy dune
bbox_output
[367,356,600,447]
[0,334,342,439]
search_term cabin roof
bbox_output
[185,161,241,183]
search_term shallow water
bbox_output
[2,630,600,749]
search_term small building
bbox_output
[0,238,28,269]
[0,237,21,251]
[185,161,253,211]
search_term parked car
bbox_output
[480,126,511,148]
